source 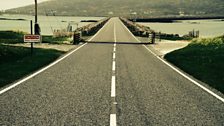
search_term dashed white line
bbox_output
[112,61,116,71]
[110,114,117,126]
[111,76,116,97]
[110,21,117,126]
[113,48,116,52]
[114,23,117,42]
[119,18,224,103]
[113,53,116,60]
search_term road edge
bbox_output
[0,18,112,95]
[0,43,87,95]
[118,18,224,103]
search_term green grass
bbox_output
[42,36,70,44]
[0,31,70,44]
[165,36,224,93]
[0,31,24,43]
[0,44,64,87]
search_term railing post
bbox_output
[151,32,156,44]
[73,32,81,45]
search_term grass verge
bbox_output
[0,31,71,44]
[0,31,24,43]
[42,35,70,44]
[165,36,224,93]
[0,44,65,88]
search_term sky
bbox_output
[0,0,49,10]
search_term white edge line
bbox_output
[0,43,87,95]
[111,76,116,97]
[143,45,224,103]
[88,18,111,42]
[0,18,111,95]
[119,18,224,103]
[118,18,141,42]
[110,114,117,126]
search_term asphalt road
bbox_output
[1,18,224,125]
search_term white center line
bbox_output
[110,114,117,126]
[110,21,117,126]
[113,53,116,60]
[111,76,116,97]
[113,47,116,52]
[112,61,116,71]
[114,23,117,43]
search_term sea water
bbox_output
[0,14,104,35]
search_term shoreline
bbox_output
[129,16,224,23]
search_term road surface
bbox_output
[0,18,224,125]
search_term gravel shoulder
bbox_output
[137,37,190,56]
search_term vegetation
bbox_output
[5,0,224,17]
[0,31,71,87]
[42,35,70,44]
[160,34,193,41]
[0,31,70,44]
[0,44,64,87]
[165,36,224,93]
[0,31,24,43]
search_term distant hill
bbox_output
[5,0,224,17]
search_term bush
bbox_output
[42,35,70,44]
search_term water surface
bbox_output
[139,20,224,37]
[0,14,104,35]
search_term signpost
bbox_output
[24,0,41,55]
[24,35,41,43]
[24,35,41,55]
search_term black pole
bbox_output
[30,20,34,55]
[151,32,155,44]
[35,0,37,23]
[31,43,34,55]
[30,20,33,35]
[34,0,40,35]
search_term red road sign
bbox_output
[24,35,41,42]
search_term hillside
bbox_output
[5,0,224,17]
